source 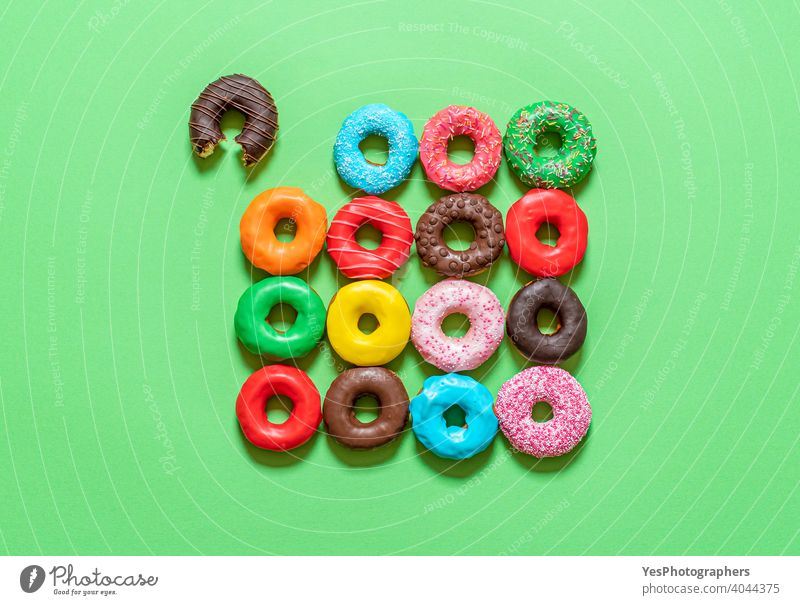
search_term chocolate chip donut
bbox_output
[323,367,409,449]
[189,74,278,167]
[506,278,587,364]
[414,193,504,277]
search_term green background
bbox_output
[1,0,798,556]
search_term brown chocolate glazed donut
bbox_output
[414,193,504,277]
[323,367,409,449]
[506,278,587,364]
[189,74,278,167]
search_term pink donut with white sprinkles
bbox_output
[495,366,592,457]
[419,105,502,192]
[411,279,504,372]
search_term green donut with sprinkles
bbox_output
[503,101,597,189]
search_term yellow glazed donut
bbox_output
[326,280,411,366]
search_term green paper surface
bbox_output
[1,0,798,555]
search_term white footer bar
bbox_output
[1,556,796,604]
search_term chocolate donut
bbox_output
[189,74,278,167]
[414,193,504,277]
[323,367,409,449]
[506,278,587,364]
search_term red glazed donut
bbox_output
[419,105,502,192]
[236,365,321,451]
[506,188,588,277]
[326,196,413,279]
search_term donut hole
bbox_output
[264,395,293,425]
[443,220,476,251]
[355,223,383,250]
[357,313,379,334]
[274,217,297,243]
[536,308,561,335]
[359,135,389,166]
[353,394,380,424]
[531,401,554,423]
[535,222,560,247]
[266,303,297,334]
[220,109,246,143]
[447,135,476,165]
[533,131,563,157]
[441,312,471,338]
[443,404,467,428]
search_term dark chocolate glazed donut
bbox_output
[189,74,278,167]
[414,193,504,277]
[506,278,587,364]
[323,367,409,449]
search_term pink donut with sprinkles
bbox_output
[419,105,502,192]
[411,279,504,372]
[495,366,592,457]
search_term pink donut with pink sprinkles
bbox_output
[495,366,592,457]
[411,279,504,372]
[419,105,502,192]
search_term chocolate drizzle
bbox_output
[189,74,278,167]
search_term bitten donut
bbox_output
[326,280,411,366]
[410,373,497,460]
[189,74,278,167]
[236,365,321,451]
[411,279,504,372]
[240,187,327,275]
[503,101,596,189]
[506,188,588,277]
[234,276,326,359]
[326,196,413,279]
[506,278,587,364]
[333,104,418,194]
[323,367,409,449]
[419,105,502,192]
[495,366,591,457]
[414,193,504,277]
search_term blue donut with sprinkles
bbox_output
[410,373,498,460]
[333,103,418,195]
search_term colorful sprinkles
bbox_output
[495,366,591,458]
[502,100,597,189]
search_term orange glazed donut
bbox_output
[240,187,327,275]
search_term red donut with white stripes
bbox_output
[326,196,414,279]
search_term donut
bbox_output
[503,101,597,189]
[411,279,504,372]
[189,74,278,167]
[409,373,497,460]
[326,280,411,366]
[236,364,321,451]
[506,278,587,364]
[323,367,409,449]
[414,193,504,277]
[419,105,502,192]
[234,276,326,359]
[333,104,418,194]
[506,188,588,277]
[495,366,591,457]
[326,196,413,279]
[239,187,327,275]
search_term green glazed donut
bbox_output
[503,101,597,189]
[234,276,326,359]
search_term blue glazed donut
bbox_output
[410,373,498,460]
[333,103,418,194]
